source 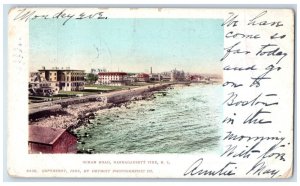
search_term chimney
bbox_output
[150,67,152,74]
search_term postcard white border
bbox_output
[2,1,297,185]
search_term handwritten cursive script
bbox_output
[13,8,108,25]
[184,158,237,176]
[219,9,292,178]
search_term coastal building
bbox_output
[170,69,185,81]
[29,72,54,96]
[161,75,171,81]
[127,74,138,83]
[148,67,162,81]
[38,67,85,91]
[28,125,77,154]
[29,72,40,82]
[90,68,107,75]
[97,72,129,86]
[159,72,171,81]
[149,73,162,81]
[137,73,150,82]
[189,75,204,82]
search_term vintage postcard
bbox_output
[7,8,294,178]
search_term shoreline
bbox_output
[29,83,174,130]
[28,82,221,130]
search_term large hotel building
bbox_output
[97,72,129,86]
[38,67,85,91]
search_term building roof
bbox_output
[98,72,127,76]
[137,73,150,78]
[38,69,84,72]
[29,125,69,145]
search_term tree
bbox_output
[86,73,98,84]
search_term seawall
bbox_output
[104,83,172,104]
[29,83,172,129]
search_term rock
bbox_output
[85,112,95,118]
[84,132,90,137]
[87,148,94,152]
[136,95,143,100]
[77,114,84,119]
[76,119,82,125]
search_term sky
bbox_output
[29,18,224,75]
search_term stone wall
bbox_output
[29,83,171,118]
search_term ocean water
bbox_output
[76,84,223,154]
